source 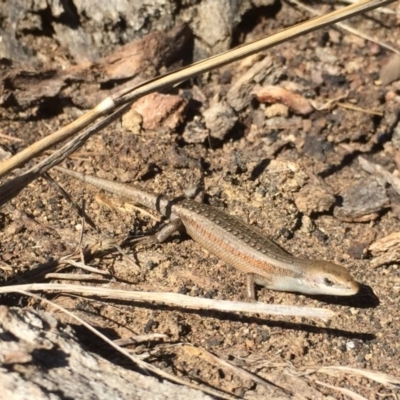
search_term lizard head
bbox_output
[298,260,359,296]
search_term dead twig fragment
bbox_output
[43,273,109,282]
[253,85,313,115]
[313,365,400,390]
[314,380,368,400]
[337,102,383,116]
[0,283,336,321]
[368,231,400,267]
[287,0,400,54]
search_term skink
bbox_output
[55,167,359,299]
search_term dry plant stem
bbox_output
[340,0,395,13]
[113,333,168,346]
[0,132,24,142]
[43,273,108,281]
[287,0,400,54]
[181,344,291,394]
[0,0,394,179]
[16,290,235,400]
[60,260,110,275]
[314,381,365,400]
[337,102,383,116]
[0,104,129,207]
[0,283,335,321]
[315,366,400,389]
[293,364,400,390]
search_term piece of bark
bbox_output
[370,232,400,254]
[294,184,335,215]
[253,85,313,115]
[0,306,211,400]
[0,68,72,109]
[369,232,400,267]
[126,93,188,132]
[101,25,192,81]
[53,23,99,63]
[334,179,389,222]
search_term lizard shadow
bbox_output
[213,313,376,341]
[306,283,379,309]
[98,298,376,341]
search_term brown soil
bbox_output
[0,1,399,398]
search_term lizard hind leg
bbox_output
[246,274,257,302]
[132,217,184,245]
[153,217,184,242]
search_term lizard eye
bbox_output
[323,277,334,286]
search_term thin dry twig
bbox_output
[302,365,400,390]
[0,131,24,142]
[337,102,384,116]
[61,257,110,275]
[287,0,400,54]
[314,380,368,400]
[0,0,394,180]
[43,273,109,281]
[310,93,349,111]
[320,366,400,389]
[181,344,292,395]
[0,283,336,321]
[339,0,396,14]
[114,333,169,346]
